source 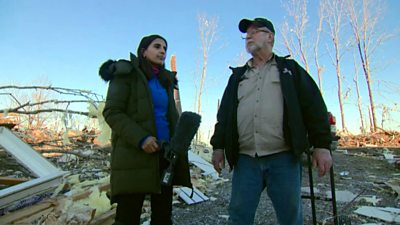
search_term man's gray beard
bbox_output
[246,43,262,54]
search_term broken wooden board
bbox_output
[90,208,116,225]
[385,178,400,196]
[174,186,209,205]
[0,181,112,224]
[0,173,65,211]
[0,199,56,225]
[0,126,67,209]
[0,127,65,177]
[0,177,28,186]
[188,150,219,179]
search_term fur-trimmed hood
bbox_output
[99,53,179,90]
[99,53,139,82]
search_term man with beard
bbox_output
[210,18,333,225]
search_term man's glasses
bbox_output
[241,29,271,40]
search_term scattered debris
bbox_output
[301,186,320,194]
[188,150,218,179]
[354,206,400,223]
[339,171,350,177]
[174,187,209,205]
[339,131,400,148]
[336,149,348,154]
[0,127,67,211]
[2,126,400,224]
[0,113,18,130]
[384,178,400,197]
[360,196,381,206]
[327,190,358,203]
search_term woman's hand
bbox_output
[141,136,160,154]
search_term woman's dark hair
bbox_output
[137,34,172,88]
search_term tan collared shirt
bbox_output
[237,56,290,157]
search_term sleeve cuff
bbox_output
[139,135,150,150]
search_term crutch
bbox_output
[304,148,338,225]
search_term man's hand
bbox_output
[212,149,225,174]
[141,136,160,154]
[312,148,333,177]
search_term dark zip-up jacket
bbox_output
[100,53,191,202]
[210,55,332,169]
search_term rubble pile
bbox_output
[0,127,214,225]
[339,130,400,148]
[2,127,400,224]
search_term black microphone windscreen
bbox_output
[170,111,201,153]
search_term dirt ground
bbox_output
[1,129,400,224]
[172,148,400,225]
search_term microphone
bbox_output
[161,111,201,186]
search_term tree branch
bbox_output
[0,108,91,117]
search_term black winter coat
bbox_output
[210,55,332,169]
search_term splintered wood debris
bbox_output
[0,127,67,211]
[0,127,221,224]
[3,126,400,224]
[1,163,216,225]
[1,176,113,225]
[354,206,400,223]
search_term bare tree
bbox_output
[196,14,218,116]
[379,103,398,132]
[280,21,294,58]
[0,85,103,131]
[314,3,326,95]
[281,0,327,96]
[27,86,52,129]
[346,0,392,132]
[381,105,388,130]
[322,0,348,132]
[281,0,310,72]
[352,53,366,133]
[194,14,218,144]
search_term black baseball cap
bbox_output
[239,17,275,33]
